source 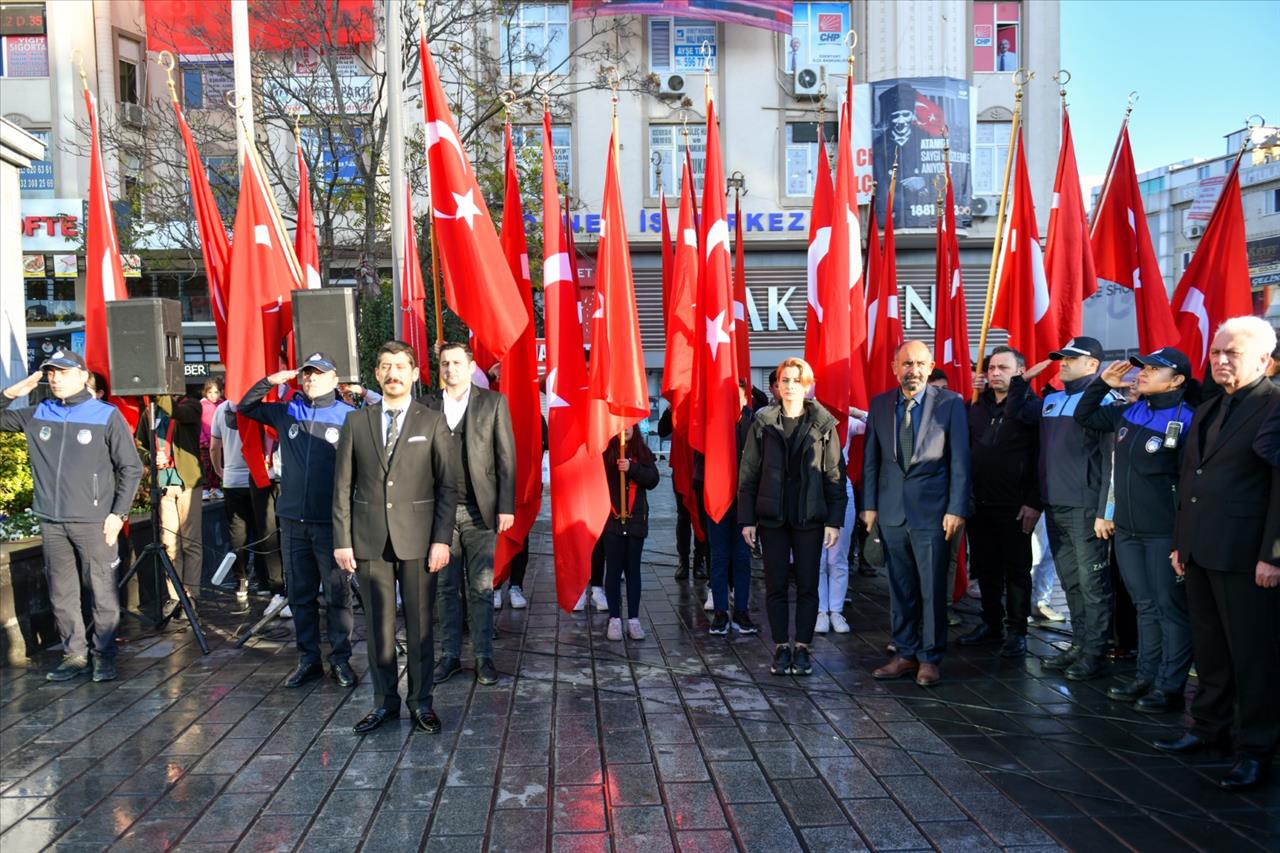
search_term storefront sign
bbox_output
[1250,235,1280,287]
[20,198,83,252]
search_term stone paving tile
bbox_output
[3,475,1261,853]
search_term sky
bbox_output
[1060,0,1279,194]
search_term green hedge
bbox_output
[0,432,33,517]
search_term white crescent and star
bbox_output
[706,310,733,360]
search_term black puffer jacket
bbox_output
[603,434,661,537]
[737,400,847,529]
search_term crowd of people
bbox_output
[2,315,1278,791]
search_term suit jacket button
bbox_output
[387,480,394,486]
[1195,469,1202,475]
[387,502,393,509]
[1190,497,1197,504]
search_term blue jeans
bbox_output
[438,505,495,660]
[1114,530,1190,693]
[708,512,751,613]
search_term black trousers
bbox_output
[280,518,353,667]
[758,525,823,645]
[674,484,708,566]
[967,505,1032,636]
[357,539,436,715]
[508,535,530,588]
[42,521,120,661]
[223,484,283,594]
[590,538,605,587]
[603,530,644,619]
[1185,560,1280,759]
[880,522,950,664]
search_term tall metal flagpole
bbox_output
[387,0,406,339]
[230,0,254,173]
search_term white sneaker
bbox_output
[829,612,851,633]
[627,618,645,640]
[704,589,715,611]
[606,617,623,641]
[493,589,503,610]
[267,594,288,618]
[573,590,587,612]
[591,586,609,611]
[279,605,292,619]
[814,612,830,634]
[509,586,528,609]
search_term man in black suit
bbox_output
[863,340,971,687]
[424,342,516,687]
[333,341,456,735]
[1157,316,1280,791]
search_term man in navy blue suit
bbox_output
[862,340,971,686]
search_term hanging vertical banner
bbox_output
[871,77,973,230]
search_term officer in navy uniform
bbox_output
[239,352,367,689]
[1,351,143,682]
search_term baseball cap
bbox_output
[1048,336,1104,361]
[299,352,337,373]
[1130,346,1192,379]
[40,349,87,370]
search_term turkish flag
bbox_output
[294,142,322,291]
[934,164,972,400]
[989,125,1051,370]
[171,95,231,362]
[83,88,138,429]
[1042,109,1097,389]
[493,125,544,585]
[1172,155,1252,378]
[542,112,608,612]
[419,36,527,359]
[732,192,751,383]
[867,185,902,399]
[659,186,673,321]
[587,130,649,454]
[224,146,304,487]
[400,180,429,361]
[1091,125,1178,352]
[803,125,834,378]
[693,95,741,523]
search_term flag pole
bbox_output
[415,0,445,350]
[607,69,628,522]
[230,0,253,175]
[972,69,1029,402]
[388,0,406,340]
[1089,91,1137,239]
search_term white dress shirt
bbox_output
[443,384,471,431]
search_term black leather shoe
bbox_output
[957,624,1002,646]
[411,708,442,734]
[352,707,395,735]
[1107,678,1153,702]
[1219,758,1267,791]
[1153,731,1217,754]
[476,658,499,686]
[999,634,1027,658]
[1042,646,1082,671]
[692,554,709,581]
[1065,655,1107,681]
[330,661,357,688]
[433,655,461,685]
[285,662,324,688]
[674,561,690,581]
[1134,688,1174,714]
[91,657,117,683]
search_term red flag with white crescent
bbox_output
[934,164,972,400]
[732,192,751,383]
[803,125,834,372]
[866,184,902,399]
[1043,108,1097,379]
[400,180,429,362]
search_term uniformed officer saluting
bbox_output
[239,352,364,690]
[1,351,143,682]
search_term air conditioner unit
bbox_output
[1187,224,1205,239]
[793,65,824,99]
[972,196,998,217]
[120,102,146,129]
[657,73,687,98]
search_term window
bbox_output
[972,121,1011,195]
[973,2,1020,73]
[300,126,363,184]
[501,2,569,75]
[784,121,837,197]
[649,124,706,198]
[181,61,234,110]
[1181,251,1193,272]
[511,124,572,189]
[205,155,237,219]
[786,2,850,74]
[1265,187,1280,215]
[649,17,717,73]
[117,36,142,104]
[1197,163,1211,180]
[0,2,47,77]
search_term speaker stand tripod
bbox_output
[117,398,210,655]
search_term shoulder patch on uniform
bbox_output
[1145,436,1162,453]
[325,427,340,444]
[76,429,92,445]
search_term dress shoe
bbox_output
[412,708,442,734]
[692,553,709,581]
[1041,646,1082,671]
[915,662,941,687]
[1219,758,1267,791]
[284,662,324,688]
[674,560,690,581]
[433,655,461,685]
[999,634,1027,658]
[330,661,357,688]
[873,656,919,680]
[1064,655,1106,681]
[957,624,1002,646]
[1107,678,1153,702]
[1153,731,1224,754]
[352,707,395,735]
[476,658,499,686]
[91,657,117,683]
[1134,688,1175,714]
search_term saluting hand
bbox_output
[1099,360,1132,390]
[267,369,298,386]
[1023,359,1052,381]
[2,371,42,400]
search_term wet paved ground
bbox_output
[1,465,1277,851]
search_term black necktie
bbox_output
[1204,396,1235,451]
[899,398,916,471]
[385,409,401,460]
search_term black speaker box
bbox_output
[292,287,359,382]
[106,298,184,396]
